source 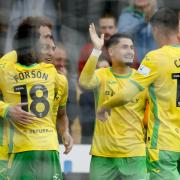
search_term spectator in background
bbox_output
[53,43,68,75]
[53,43,78,136]
[118,0,157,64]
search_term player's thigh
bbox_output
[115,156,147,180]
[7,152,36,180]
[36,150,62,180]
[147,149,180,180]
[90,156,119,180]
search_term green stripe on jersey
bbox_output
[149,84,160,149]
[0,119,4,145]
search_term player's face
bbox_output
[53,48,68,75]
[109,38,134,65]
[39,26,52,44]
[38,26,56,63]
[39,38,56,63]
[99,18,117,41]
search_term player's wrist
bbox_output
[92,48,102,57]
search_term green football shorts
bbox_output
[90,155,147,180]
[147,148,180,180]
[7,150,62,180]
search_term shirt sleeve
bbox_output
[56,74,68,108]
[102,80,140,108]
[0,67,10,118]
[79,48,102,89]
[0,101,10,119]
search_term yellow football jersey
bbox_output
[79,49,147,157]
[0,60,68,153]
[90,68,146,157]
[131,45,180,152]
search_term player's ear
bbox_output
[108,47,113,58]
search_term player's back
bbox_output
[143,45,180,151]
[0,61,60,153]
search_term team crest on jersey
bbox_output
[137,65,151,76]
[174,58,180,68]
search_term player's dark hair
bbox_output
[150,8,178,31]
[13,16,53,66]
[106,33,133,48]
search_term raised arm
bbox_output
[79,23,104,89]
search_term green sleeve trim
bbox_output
[3,106,10,120]
[129,79,145,91]
[95,75,100,86]
[59,104,66,109]
[149,84,160,149]
[0,118,4,145]
[9,123,14,153]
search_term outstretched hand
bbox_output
[89,23,104,50]
[7,103,35,125]
[96,107,111,122]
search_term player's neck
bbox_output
[158,34,180,47]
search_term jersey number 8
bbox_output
[14,84,50,118]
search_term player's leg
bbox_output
[115,156,147,180]
[36,150,62,180]
[147,149,180,180]
[7,152,36,180]
[90,156,119,180]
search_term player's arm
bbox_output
[56,107,73,154]
[0,101,35,124]
[98,53,159,120]
[79,23,104,89]
[102,81,141,109]
[0,101,10,119]
[56,74,73,154]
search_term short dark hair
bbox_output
[99,13,117,25]
[13,16,52,65]
[150,8,178,31]
[106,33,133,48]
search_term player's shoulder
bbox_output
[0,51,17,66]
[96,67,110,74]
[57,73,68,84]
[1,50,17,62]
[142,47,168,67]
[145,47,164,58]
